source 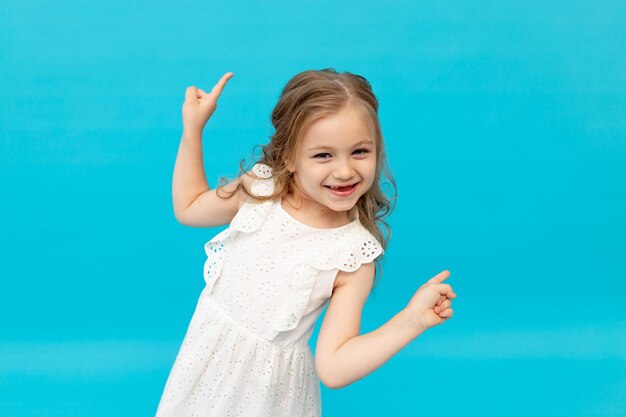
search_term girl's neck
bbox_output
[282,193,353,229]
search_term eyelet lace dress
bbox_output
[155,163,384,417]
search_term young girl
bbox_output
[156,69,457,416]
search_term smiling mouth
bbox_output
[324,182,360,192]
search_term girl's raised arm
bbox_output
[172,72,249,228]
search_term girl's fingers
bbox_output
[438,307,453,318]
[427,270,450,284]
[435,299,452,313]
[211,72,234,98]
[185,86,197,101]
[184,72,233,103]
[435,283,455,298]
[427,270,457,300]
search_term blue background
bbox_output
[1,0,625,416]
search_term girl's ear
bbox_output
[285,158,295,173]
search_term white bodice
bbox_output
[202,163,384,347]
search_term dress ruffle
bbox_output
[306,227,384,272]
[250,162,275,196]
[203,228,235,292]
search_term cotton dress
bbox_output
[155,163,384,417]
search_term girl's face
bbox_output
[287,105,377,215]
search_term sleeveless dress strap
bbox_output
[230,163,275,232]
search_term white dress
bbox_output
[155,163,384,417]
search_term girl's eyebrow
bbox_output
[307,139,374,152]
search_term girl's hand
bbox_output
[182,72,234,135]
[404,270,457,331]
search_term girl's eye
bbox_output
[312,149,370,159]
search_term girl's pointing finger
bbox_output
[212,72,234,97]
[428,270,450,284]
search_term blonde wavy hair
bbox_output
[217,68,397,289]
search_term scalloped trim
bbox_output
[250,163,275,197]
[252,163,272,179]
[306,227,384,272]
[203,228,236,291]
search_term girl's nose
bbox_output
[333,160,356,179]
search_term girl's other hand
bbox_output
[404,270,457,330]
[182,72,234,135]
